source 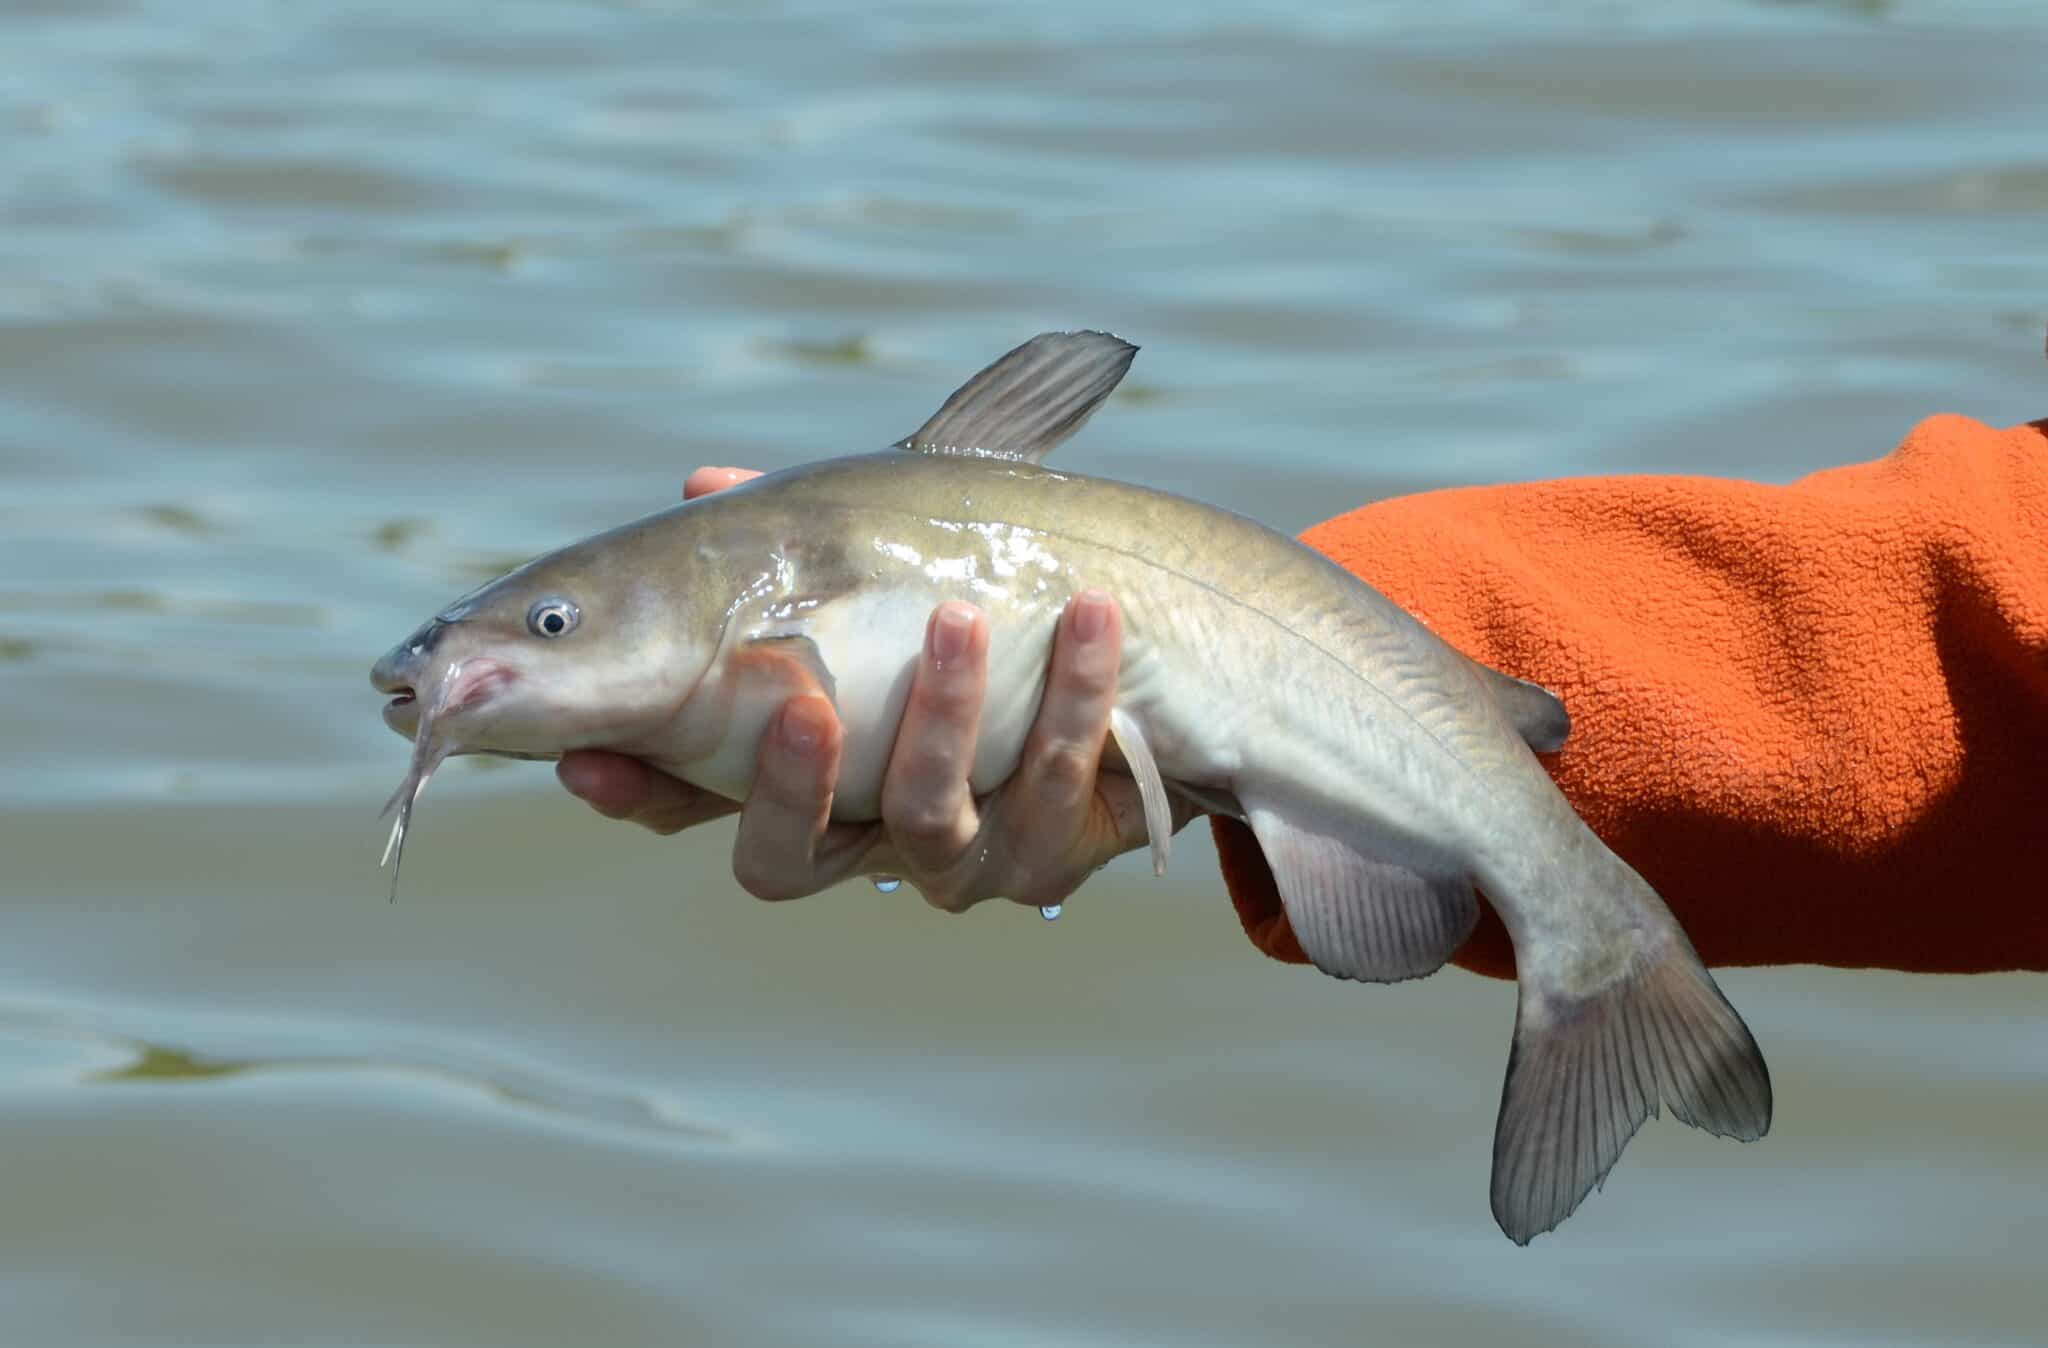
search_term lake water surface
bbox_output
[2,1,2044,1344]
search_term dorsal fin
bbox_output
[894,330,1137,464]
[1473,660,1571,754]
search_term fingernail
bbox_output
[1072,590,1111,643]
[684,467,738,501]
[781,697,829,757]
[930,603,975,666]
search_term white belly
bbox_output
[646,584,1322,834]
[809,588,1064,818]
[648,587,1071,822]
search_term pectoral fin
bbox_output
[895,330,1137,463]
[1107,707,1172,876]
[1240,799,1478,983]
[735,631,838,707]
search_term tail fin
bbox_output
[1490,938,1772,1245]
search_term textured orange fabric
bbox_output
[1216,415,2048,978]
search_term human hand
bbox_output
[556,467,1195,912]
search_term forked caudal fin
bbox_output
[1491,938,1772,1244]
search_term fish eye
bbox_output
[527,597,580,639]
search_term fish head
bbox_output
[371,526,718,759]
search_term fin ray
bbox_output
[895,330,1137,463]
[1107,707,1172,876]
[1240,801,1478,983]
[1491,940,1771,1244]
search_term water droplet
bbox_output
[1039,904,1063,921]
[872,876,901,894]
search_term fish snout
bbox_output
[372,620,447,725]
[370,651,414,698]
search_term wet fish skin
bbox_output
[371,331,1770,1242]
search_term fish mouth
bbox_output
[380,660,518,731]
[381,686,419,728]
[371,653,418,707]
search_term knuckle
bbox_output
[1029,738,1098,800]
[882,745,960,802]
[635,799,720,836]
[1016,879,1073,910]
[731,851,801,903]
[1001,847,1079,910]
[919,884,966,914]
[910,672,979,726]
[918,879,982,914]
[898,813,969,858]
[885,791,970,852]
[1055,657,1117,703]
[755,761,827,815]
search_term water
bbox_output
[1042,904,1065,922]
[3,1,2045,1344]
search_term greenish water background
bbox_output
[2,1,2043,1344]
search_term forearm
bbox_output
[1218,414,2048,977]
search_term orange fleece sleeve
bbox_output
[1215,414,2048,978]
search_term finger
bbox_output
[1090,772,1197,863]
[1009,589,1121,840]
[880,602,989,876]
[730,694,842,901]
[557,751,737,835]
[683,466,762,500]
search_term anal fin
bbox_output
[1242,800,1478,983]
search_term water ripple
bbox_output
[1,1006,735,1149]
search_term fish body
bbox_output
[372,332,1770,1242]
[601,451,1541,876]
